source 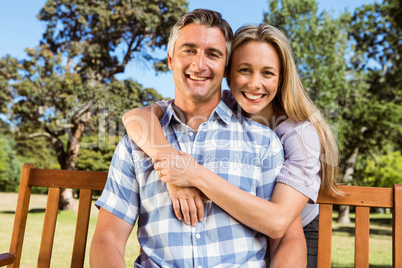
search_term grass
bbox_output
[0,193,393,267]
[330,211,393,268]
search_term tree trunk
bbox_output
[58,121,87,211]
[337,204,351,224]
[337,146,359,224]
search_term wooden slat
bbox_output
[8,163,34,267]
[71,189,93,268]
[354,206,370,268]
[29,169,107,190]
[0,253,15,266]
[37,187,60,268]
[317,185,393,208]
[394,184,402,267]
[317,204,333,268]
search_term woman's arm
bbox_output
[122,104,205,226]
[122,103,176,157]
[154,151,309,239]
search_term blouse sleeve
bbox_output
[275,120,322,203]
[221,90,237,110]
[156,99,174,113]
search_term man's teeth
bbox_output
[244,92,263,100]
[189,75,207,81]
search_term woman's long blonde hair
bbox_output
[227,24,342,196]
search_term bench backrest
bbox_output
[316,184,402,267]
[1,164,401,267]
[0,163,107,268]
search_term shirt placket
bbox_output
[190,126,207,268]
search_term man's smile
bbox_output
[188,74,208,81]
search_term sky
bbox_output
[0,0,375,99]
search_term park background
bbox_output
[0,0,401,266]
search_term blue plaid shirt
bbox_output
[96,100,284,267]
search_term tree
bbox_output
[0,0,187,209]
[38,0,188,79]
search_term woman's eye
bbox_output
[263,71,274,76]
[239,68,251,73]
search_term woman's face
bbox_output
[229,41,281,123]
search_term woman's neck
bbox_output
[245,108,287,129]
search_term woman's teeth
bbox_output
[243,92,264,100]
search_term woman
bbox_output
[123,24,342,267]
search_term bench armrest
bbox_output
[0,253,15,266]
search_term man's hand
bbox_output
[166,184,205,227]
[154,151,209,227]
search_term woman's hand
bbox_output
[153,151,206,187]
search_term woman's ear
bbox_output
[167,53,173,70]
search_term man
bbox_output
[90,9,306,267]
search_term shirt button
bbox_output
[196,233,201,239]
[198,266,202,268]
[189,132,194,136]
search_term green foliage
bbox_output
[15,137,60,170]
[0,135,21,192]
[348,0,402,131]
[361,151,402,187]
[38,0,188,77]
[76,135,116,172]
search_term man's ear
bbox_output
[167,53,173,70]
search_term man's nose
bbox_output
[192,53,206,72]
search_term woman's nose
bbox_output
[248,74,262,90]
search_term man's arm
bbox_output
[90,208,134,268]
[269,215,307,268]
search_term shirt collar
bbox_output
[161,98,234,131]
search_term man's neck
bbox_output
[173,97,220,131]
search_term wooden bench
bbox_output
[0,164,401,267]
[0,163,107,268]
[317,184,402,267]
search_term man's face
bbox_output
[168,23,227,105]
